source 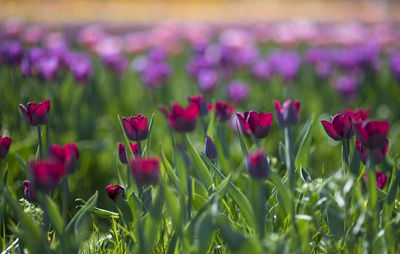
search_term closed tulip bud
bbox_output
[321,113,354,140]
[23,180,36,202]
[122,114,149,141]
[247,150,270,179]
[47,143,79,174]
[215,101,234,122]
[0,136,12,160]
[19,99,51,126]
[159,103,199,132]
[274,99,301,128]
[205,136,217,160]
[130,157,160,185]
[355,139,388,165]
[30,159,67,191]
[118,142,139,164]
[106,184,125,201]
[356,120,390,150]
[188,94,209,116]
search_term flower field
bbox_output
[1,20,400,253]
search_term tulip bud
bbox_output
[19,99,51,126]
[47,143,80,174]
[118,142,139,164]
[215,101,234,122]
[23,180,36,202]
[122,114,149,141]
[30,159,67,191]
[159,103,199,132]
[205,136,217,160]
[247,150,270,179]
[363,170,388,190]
[355,139,388,165]
[0,136,12,160]
[106,184,125,201]
[356,120,390,150]
[188,94,209,116]
[274,99,301,128]
[130,157,160,185]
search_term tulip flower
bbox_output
[122,114,149,141]
[188,94,209,116]
[341,108,369,122]
[106,184,125,201]
[236,111,273,139]
[355,139,388,165]
[356,120,390,150]
[30,160,67,191]
[118,142,139,164]
[204,136,217,160]
[130,157,160,185]
[274,99,301,128]
[23,180,36,202]
[247,149,270,179]
[321,113,354,140]
[215,101,234,122]
[47,143,79,174]
[0,136,12,160]
[19,99,51,126]
[363,170,388,190]
[159,103,199,132]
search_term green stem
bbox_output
[37,126,43,159]
[126,164,131,190]
[366,152,378,247]
[137,140,142,158]
[62,178,68,222]
[45,123,50,155]
[200,116,207,137]
[187,176,192,222]
[341,139,349,173]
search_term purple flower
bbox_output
[227,80,249,102]
[252,59,272,81]
[197,69,218,92]
[101,53,128,74]
[0,41,24,66]
[389,50,400,81]
[335,75,359,98]
[36,55,59,81]
[66,53,92,83]
[268,50,300,83]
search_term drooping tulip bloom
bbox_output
[236,111,273,139]
[159,103,199,132]
[122,115,149,141]
[188,94,209,116]
[321,113,354,140]
[118,142,139,164]
[0,136,12,160]
[23,180,36,202]
[30,160,67,191]
[47,143,79,174]
[106,184,125,201]
[356,120,390,150]
[355,139,388,165]
[215,101,234,122]
[19,99,51,126]
[247,149,270,179]
[274,99,301,128]
[130,157,160,185]
[205,136,217,160]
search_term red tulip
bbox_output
[118,142,139,164]
[47,143,79,173]
[355,139,388,165]
[130,157,160,185]
[215,101,234,122]
[0,136,12,160]
[30,160,67,191]
[160,103,199,132]
[122,114,149,141]
[274,99,301,128]
[247,149,270,179]
[356,120,390,150]
[188,94,209,116]
[106,184,125,201]
[342,108,369,123]
[321,113,354,140]
[363,170,388,190]
[19,99,50,126]
[236,111,273,139]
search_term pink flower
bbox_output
[19,99,51,126]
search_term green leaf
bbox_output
[116,195,134,227]
[269,172,292,215]
[160,177,182,235]
[227,182,256,228]
[39,194,64,235]
[207,108,216,137]
[66,191,98,234]
[295,117,314,170]
[235,120,248,163]
[144,113,155,156]
[326,204,345,241]
[92,207,119,218]
[113,152,123,185]
[160,144,180,188]
[185,134,213,190]
[193,211,216,254]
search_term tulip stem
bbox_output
[62,178,68,222]
[366,153,378,246]
[45,123,50,156]
[137,141,142,158]
[126,165,131,190]
[37,126,43,159]
[187,176,192,222]
[200,116,207,137]
[341,139,349,173]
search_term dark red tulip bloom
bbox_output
[122,114,149,141]
[236,111,273,139]
[321,113,354,140]
[160,103,199,132]
[188,94,209,116]
[30,160,67,191]
[215,101,234,122]
[0,136,12,160]
[356,120,390,150]
[355,139,388,165]
[47,143,79,174]
[23,180,36,202]
[106,184,125,201]
[247,149,270,179]
[19,99,51,126]
[274,99,301,128]
[118,142,139,164]
[205,136,217,160]
[363,170,388,190]
[130,157,160,185]
[342,108,369,123]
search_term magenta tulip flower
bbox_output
[160,103,199,132]
[274,99,301,128]
[130,157,160,185]
[122,114,149,141]
[0,136,12,160]
[19,99,51,126]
